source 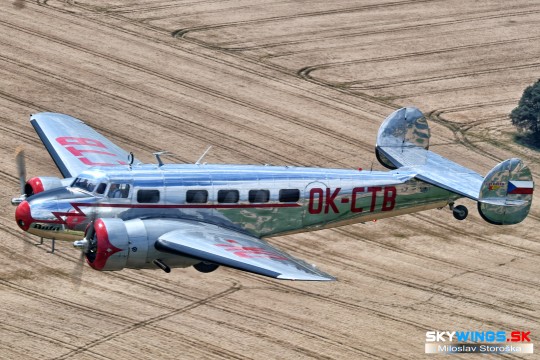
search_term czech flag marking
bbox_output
[508,181,534,195]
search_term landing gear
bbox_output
[194,262,219,273]
[451,204,468,220]
[37,237,56,253]
[48,238,56,253]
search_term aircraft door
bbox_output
[302,181,328,228]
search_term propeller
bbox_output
[71,250,85,290]
[15,146,26,196]
[72,223,97,289]
[13,147,33,252]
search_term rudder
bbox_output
[478,158,534,225]
[376,107,430,169]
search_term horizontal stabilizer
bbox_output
[376,107,484,200]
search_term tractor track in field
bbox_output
[2,2,539,359]
[289,35,540,88]
[0,222,383,359]
[4,209,535,338]
[387,80,529,101]
[229,273,535,360]
[0,49,300,166]
[65,252,386,358]
[39,0,396,120]
[0,323,114,360]
[0,167,19,185]
[0,53,349,168]
[334,223,540,289]
[0,241,247,359]
[427,109,540,181]
[53,283,244,360]
[1,50,354,166]
[344,61,540,92]
[274,229,540,326]
[0,119,41,145]
[120,0,437,31]
[191,6,540,53]
[0,224,250,360]
[0,19,379,167]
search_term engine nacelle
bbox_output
[25,176,71,196]
[84,218,199,271]
[86,218,129,271]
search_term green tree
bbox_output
[510,80,540,142]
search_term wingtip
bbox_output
[277,274,337,281]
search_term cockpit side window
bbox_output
[108,184,130,198]
[72,177,97,192]
[95,183,107,195]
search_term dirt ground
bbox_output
[1,1,539,359]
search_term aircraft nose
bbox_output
[15,200,32,231]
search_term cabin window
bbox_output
[95,183,107,195]
[249,189,270,203]
[186,190,208,203]
[279,189,300,202]
[217,189,239,203]
[108,184,130,198]
[137,189,160,203]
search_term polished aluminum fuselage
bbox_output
[25,164,460,241]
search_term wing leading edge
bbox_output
[31,113,139,178]
[385,146,484,201]
[155,221,335,281]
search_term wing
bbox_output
[30,112,140,178]
[155,222,335,281]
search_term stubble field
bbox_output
[0,1,539,359]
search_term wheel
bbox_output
[453,205,468,220]
[193,262,219,273]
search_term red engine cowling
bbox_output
[82,218,199,271]
[85,218,129,271]
[25,176,64,196]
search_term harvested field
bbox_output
[0,1,539,359]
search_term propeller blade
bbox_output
[72,250,85,290]
[15,146,26,195]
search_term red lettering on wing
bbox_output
[56,136,126,167]
[215,243,287,260]
[65,146,116,157]
[56,137,106,148]
[80,158,127,166]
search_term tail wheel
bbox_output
[453,205,468,220]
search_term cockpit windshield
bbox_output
[71,177,97,193]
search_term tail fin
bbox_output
[376,107,534,225]
[375,107,430,169]
[478,158,534,225]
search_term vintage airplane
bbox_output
[12,107,534,281]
